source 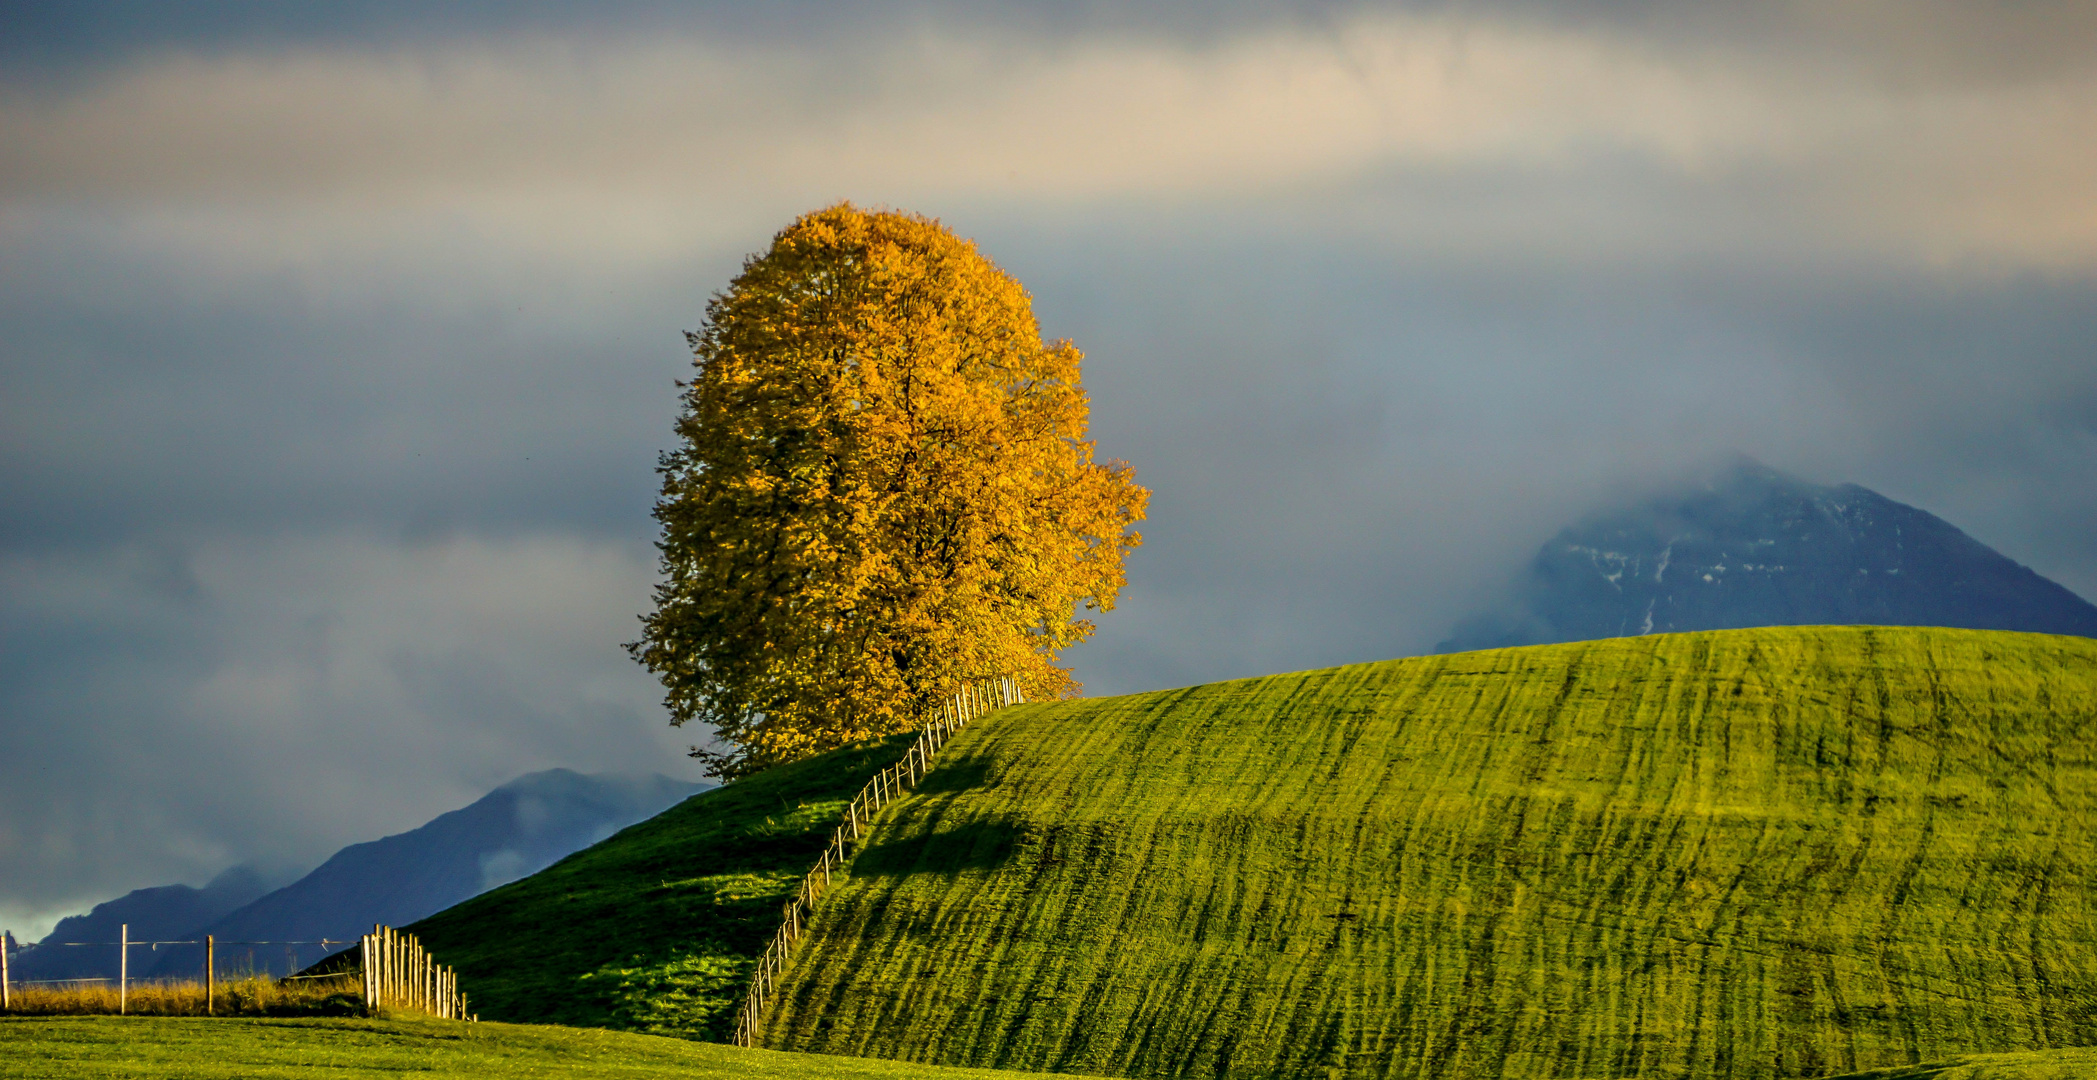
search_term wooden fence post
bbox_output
[351,925,463,1020]
[206,934,215,1015]
[2,928,10,1012]
[119,923,128,1015]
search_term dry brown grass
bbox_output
[2,973,363,1017]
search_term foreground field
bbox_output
[0,1016,1068,1079]
[763,627,2097,1079]
[6,1018,2087,1080]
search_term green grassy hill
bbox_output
[401,734,915,1039]
[757,627,2097,1079]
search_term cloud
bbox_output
[0,532,697,936]
[4,10,2094,265]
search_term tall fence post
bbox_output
[206,934,215,1015]
[2,928,10,1011]
[355,924,467,1021]
[119,923,127,1015]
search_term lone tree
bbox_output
[632,205,1148,778]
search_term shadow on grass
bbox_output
[853,818,1024,876]
[914,752,994,795]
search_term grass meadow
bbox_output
[0,1015,1079,1079]
[1,1017,2091,1080]
[758,627,2097,1080]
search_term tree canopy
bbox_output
[631,204,1148,778]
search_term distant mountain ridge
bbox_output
[4,866,280,985]
[1440,461,2097,653]
[11,769,707,983]
[156,769,707,977]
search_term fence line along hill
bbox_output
[732,678,1023,1047]
[756,626,2097,1080]
[396,728,926,1039]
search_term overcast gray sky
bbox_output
[4,1,2095,937]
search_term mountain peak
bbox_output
[1440,465,2097,652]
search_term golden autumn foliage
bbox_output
[631,205,1148,777]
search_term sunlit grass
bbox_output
[0,1015,1076,1079]
[764,627,2097,1080]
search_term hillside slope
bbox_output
[401,737,914,1040]
[762,627,2097,1080]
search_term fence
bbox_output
[0,925,356,1015]
[0,923,469,1021]
[361,925,471,1020]
[731,676,1023,1047]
